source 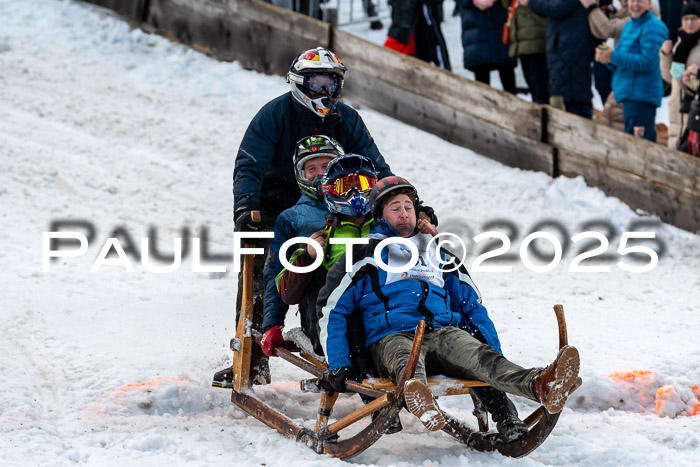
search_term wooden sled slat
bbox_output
[362,377,490,395]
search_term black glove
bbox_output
[234,210,264,232]
[419,203,438,227]
[327,366,354,393]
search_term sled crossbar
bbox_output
[362,377,490,395]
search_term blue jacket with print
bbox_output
[317,219,501,371]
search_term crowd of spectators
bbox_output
[270,0,699,152]
[380,0,699,150]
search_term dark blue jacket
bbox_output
[457,0,515,69]
[233,92,392,219]
[262,194,329,332]
[528,0,595,103]
[317,220,501,371]
[610,11,668,107]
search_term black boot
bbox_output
[212,366,233,388]
[362,393,403,435]
[471,387,528,442]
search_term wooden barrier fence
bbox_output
[81,0,700,232]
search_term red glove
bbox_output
[260,325,284,357]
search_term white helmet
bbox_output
[287,47,348,118]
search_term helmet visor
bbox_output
[323,173,377,198]
[305,74,340,94]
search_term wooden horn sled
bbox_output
[213,234,580,459]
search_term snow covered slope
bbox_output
[1,1,699,465]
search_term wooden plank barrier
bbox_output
[548,108,700,232]
[333,29,555,175]
[79,0,700,232]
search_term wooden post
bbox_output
[325,7,338,27]
[232,211,261,392]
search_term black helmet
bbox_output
[369,176,418,220]
[294,135,345,200]
[287,47,347,118]
[321,155,378,216]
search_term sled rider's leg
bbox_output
[371,331,428,385]
[429,327,539,400]
[430,327,579,414]
[235,234,273,385]
[470,386,528,441]
[371,332,444,431]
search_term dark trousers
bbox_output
[371,327,539,402]
[519,53,549,104]
[593,60,613,103]
[565,100,593,120]
[415,3,451,70]
[471,64,517,95]
[623,99,657,142]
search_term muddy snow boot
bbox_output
[471,387,528,442]
[532,345,580,414]
[404,379,445,432]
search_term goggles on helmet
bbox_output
[323,173,377,198]
[305,74,340,94]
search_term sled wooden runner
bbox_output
[218,239,580,459]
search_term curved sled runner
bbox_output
[215,230,581,459]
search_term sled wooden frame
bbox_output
[225,231,579,458]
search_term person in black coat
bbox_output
[523,0,596,118]
[231,46,392,385]
[457,0,517,93]
[385,0,452,70]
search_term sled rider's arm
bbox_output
[276,248,315,305]
[317,256,363,370]
[233,106,281,215]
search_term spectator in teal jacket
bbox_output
[595,0,668,141]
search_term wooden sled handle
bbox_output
[250,210,261,224]
[553,304,568,349]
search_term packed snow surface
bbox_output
[1,0,699,465]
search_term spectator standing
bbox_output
[524,0,596,118]
[582,0,631,130]
[500,0,549,103]
[457,0,517,94]
[595,0,668,142]
[660,2,700,148]
[658,0,684,43]
[385,0,452,70]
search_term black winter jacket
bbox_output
[528,0,595,103]
[233,92,392,219]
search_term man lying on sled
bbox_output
[263,162,543,441]
[316,175,581,435]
